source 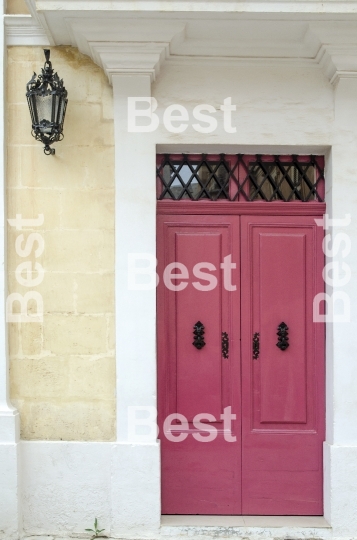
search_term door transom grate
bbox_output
[157,154,325,202]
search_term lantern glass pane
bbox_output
[27,96,37,125]
[58,97,65,125]
[35,94,53,132]
[54,95,65,125]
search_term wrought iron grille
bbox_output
[156,154,325,202]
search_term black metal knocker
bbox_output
[193,321,205,349]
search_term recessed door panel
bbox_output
[241,215,325,515]
[176,232,223,421]
[259,232,307,424]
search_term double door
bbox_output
[157,212,325,515]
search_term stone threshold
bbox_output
[161,515,331,528]
[21,517,333,540]
[160,515,332,539]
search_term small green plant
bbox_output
[85,517,107,539]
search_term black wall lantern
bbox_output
[26,49,68,155]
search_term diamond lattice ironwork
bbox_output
[157,154,230,201]
[157,154,325,202]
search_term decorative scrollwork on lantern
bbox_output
[26,49,68,155]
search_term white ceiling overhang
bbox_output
[7,0,357,85]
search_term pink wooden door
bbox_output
[158,211,325,515]
[157,214,241,514]
[241,215,325,515]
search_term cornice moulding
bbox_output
[89,42,170,83]
[65,18,186,45]
[11,7,357,86]
[316,44,357,85]
[166,55,320,69]
[32,1,357,14]
[4,15,50,46]
[62,17,185,82]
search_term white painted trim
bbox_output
[25,0,56,46]
[4,15,50,46]
[7,7,357,86]
[29,1,357,14]
[329,71,357,85]
[161,515,331,527]
[112,73,157,443]
[0,0,19,446]
[110,73,160,533]
[156,144,331,155]
[90,42,170,84]
[166,56,320,69]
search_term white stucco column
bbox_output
[0,5,21,540]
[324,76,357,537]
[110,73,160,537]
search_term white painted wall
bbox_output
[19,441,334,540]
[152,62,333,148]
[20,441,160,538]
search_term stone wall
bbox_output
[7,46,116,440]
[6,0,30,14]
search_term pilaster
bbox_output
[323,76,357,535]
[0,3,21,539]
[110,72,160,536]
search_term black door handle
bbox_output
[193,321,205,349]
[222,332,229,359]
[276,322,289,350]
[253,332,260,359]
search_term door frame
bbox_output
[157,201,325,217]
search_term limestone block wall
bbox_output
[6,0,30,14]
[7,46,116,440]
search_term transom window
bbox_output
[156,154,325,202]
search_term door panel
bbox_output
[157,214,241,515]
[259,232,307,424]
[176,232,223,421]
[241,215,325,515]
